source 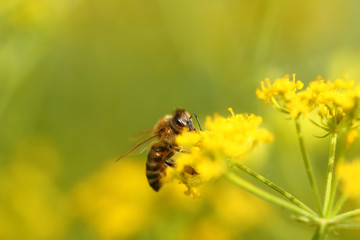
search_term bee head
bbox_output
[172,109,195,132]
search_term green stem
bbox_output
[333,223,360,229]
[231,162,316,216]
[331,194,347,217]
[317,222,328,240]
[331,209,360,223]
[225,171,318,221]
[327,155,344,217]
[295,119,322,214]
[311,227,320,240]
[323,133,338,217]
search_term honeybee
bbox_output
[116,109,201,191]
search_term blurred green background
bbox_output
[1,0,360,239]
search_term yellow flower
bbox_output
[258,74,360,131]
[172,108,273,197]
[256,74,304,106]
[309,78,359,131]
[285,90,315,118]
[337,159,360,198]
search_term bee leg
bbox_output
[165,159,176,167]
[164,152,176,167]
[169,145,190,153]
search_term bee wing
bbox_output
[129,128,153,141]
[115,133,161,162]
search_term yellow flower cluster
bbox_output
[337,159,360,198]
[257,74,360,132]
[171,108,273,198]
[256,74,304,107]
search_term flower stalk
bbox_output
[295,119,323,215]
[323,133,338,217]
[231,162,316,216]
[330,194,347,217]
[331,209,360,223]
[317,222,328,240]
[225,171,318,221]
[332,223,360,229]
[327,155,345,217]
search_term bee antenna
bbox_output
[190,114,202,131]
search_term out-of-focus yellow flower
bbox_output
[72,159,155,240]
[172,108,273,198]
[337,159,360,199]
[1,0,77,27]
[209,181,271,230]
[0,138,67,240]
[257,74,360,132]
[345,128,359,149]
[183,180,271,240]
[186,218,232,240]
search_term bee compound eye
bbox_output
[187,120,195,130]
[175,117,185,127]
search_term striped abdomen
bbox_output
[146,143,172,191]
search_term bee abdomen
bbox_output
[146,161,163,171]
[146,157,167,192]
[147,178,162,191]
[146,142,172,192]
[146,168,166,191]
[146,169,164,179]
